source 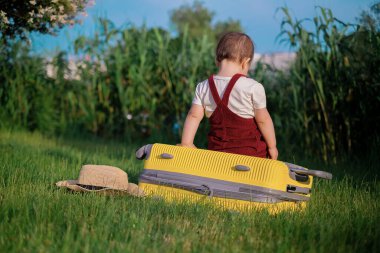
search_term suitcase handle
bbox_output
[135,144,153,160]
[291,168,332,180]
[235,165,251,171]
[160,153,174,159]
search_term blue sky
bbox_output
[31,0,375,55]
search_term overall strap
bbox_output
[222,73,245,105]
[208,75,222,104]
[208,74,245,105]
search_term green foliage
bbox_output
[0,41,51,130]
[359,2,380,31]
[272,5,380,161]
[0,18,217,140]
[170,1,243,41]
[170,1,214,38]
[0,131,379,252]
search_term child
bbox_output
[180,32,278,160]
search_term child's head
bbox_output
[216,32,254,68]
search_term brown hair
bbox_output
[216,32,254,64]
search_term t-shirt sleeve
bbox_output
[252,82,266,109]
[192,83,203,105]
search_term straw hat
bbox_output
[56,165,144,197]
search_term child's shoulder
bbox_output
[240,76,262,85]
[195,78,209,90]
[237,76,265,91]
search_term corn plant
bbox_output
[276,6,380,161]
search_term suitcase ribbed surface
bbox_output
[144,144,312,192]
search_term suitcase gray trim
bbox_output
[286,185,311,194]
[139,169,310,203]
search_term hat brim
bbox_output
[55,180,145,196]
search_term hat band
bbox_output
[77,184,109,190]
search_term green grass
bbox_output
[0,130,379,252]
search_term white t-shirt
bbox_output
[192,75,267,118]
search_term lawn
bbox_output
[0,130,379,252]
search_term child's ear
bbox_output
[242,58,251,69]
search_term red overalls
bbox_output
[207,74,268,158]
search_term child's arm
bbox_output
[255,108,278,160]
[180,104,204,148]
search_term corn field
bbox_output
[272,7,380,161]
[0,7,379,161]
[1,20,216,138]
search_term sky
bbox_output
[31,0,376,55]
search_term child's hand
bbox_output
[268,147,278,160]
[176,143,197,148]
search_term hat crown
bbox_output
[78,165,129,190]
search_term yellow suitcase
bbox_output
[136,144,332,213]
